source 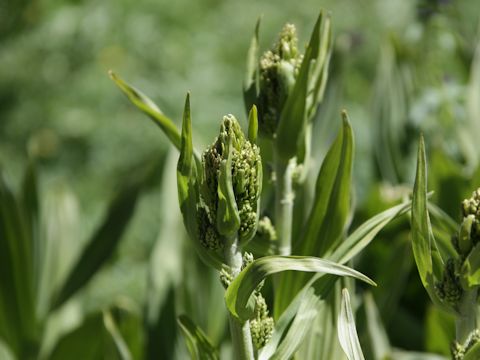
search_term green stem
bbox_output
[456,289,478,344]
[274,153,296,256]
[224,235,255,360]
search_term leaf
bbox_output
[390,350,449,360]
[248,105,258,144]
[463,341,480,360]
[226,255,375,322]
[216,137,241,237]
[460,242,480,288]
[177,315,219,360]
[103,311,133,360]
[109,70,181,150]
[49,311,130,360]
[306,12,332,120]
[299,111,354,257]
[51,182,141,310]
[0,173,36,357]
[364,292,391,360]
[332,201,411,264]
[177,94,224,270]
[243,17,261,113]
[259,287,319,360]
[338,288,365,360]
[411,136,449,312]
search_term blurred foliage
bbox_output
[1,0,480,358]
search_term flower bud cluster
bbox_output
[461,188,480,245]
[435,258,462,307]
[250,294,274,349]
[258,24,302,137]
[199,115,262,249]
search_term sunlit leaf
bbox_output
[338,288,365,360]
[226,256,375,321]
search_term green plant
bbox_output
[109,11,446,360]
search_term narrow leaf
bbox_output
[411,136,448,311]
[248,105,258,144]
[364,292,391,360]
[177,315,219,360]
[177,94,224,270]
[300,111,353,257]
[109,71,181,150]
[51,182,140,310]
[226,256,375,321]
[463,341,480,360]
[338,288,365,360]
[243,17,261,113]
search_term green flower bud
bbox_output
[201,115,262,247]
[462,188,480,244]
[258,24,302,137]
[451,341,465,360]
[250,293,274,349]
[435,258,463,308]
[458,215,475,256]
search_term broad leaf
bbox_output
[177,315,219,360]
[226,256,375,321]
[338,288,365,360]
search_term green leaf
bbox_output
[177,315,219,360]
[463,341,480,360]
[332,201,411,264]
[364,292,391,360]
[243,17,261,114]
[0,173,36,357]
[248,105,258,144]
[226,256,375,321]
[216,137,241,237]
[338,288,365,360]
[300,111,353,257]
[390,351,449,360]
[51,182,141,310]
[460,242,480,288]
[306,12,332,120]
[411,136,449,311]
[49,311,130,360]
[259,287,319,360]
[109,70,181,150]
[103,311,133,360]
[177,94,224,270]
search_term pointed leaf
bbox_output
[300,111,353,256]
[411,136,449,311]
[177,94,224,270]
[51,182,141,310]
[248,105,258,144]
[243,17,261,113]
[177,315,219,360]
[109,71,181,150]
[226,255,375,321]
[338,288,365,360]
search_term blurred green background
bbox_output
[1,0,480,358]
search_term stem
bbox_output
[456,289,478,344]
[274,152,296,255]
[224,235,255,360]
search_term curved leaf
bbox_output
[338,288,365,360]
[177,315,219,360]
[109,71,181,150]
[226,256,375,321]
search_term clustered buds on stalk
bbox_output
[200,114,262,249]
[434,189,480,308]
[257,24,303,137]
[452,330,480,360]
